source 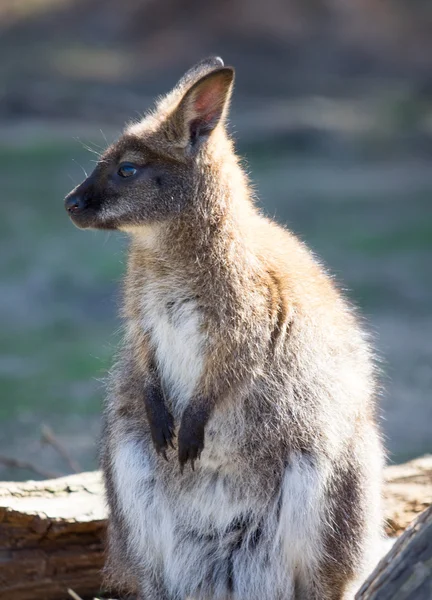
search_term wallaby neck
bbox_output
[125,156,259,319]
[130,152,254,269]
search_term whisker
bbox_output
[73,137,103,158]
[100,129,109,146]
[72,158,88,178]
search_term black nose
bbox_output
[65,193,87,214]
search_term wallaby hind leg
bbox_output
[138,572,172,600]
[295,577,353,600]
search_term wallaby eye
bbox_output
[117,163,138,178]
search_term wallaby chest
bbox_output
[139,278,205,413]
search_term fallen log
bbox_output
[356,503,432,599]
[0,456,431,600]
[383,455,432,536]
[0,472,105,600]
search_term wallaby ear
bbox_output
[170,67,235,152]
[176,56,225,91]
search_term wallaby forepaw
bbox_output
[149,408,175,458]
[178,418,205,473]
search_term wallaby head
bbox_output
[65,57,234,230]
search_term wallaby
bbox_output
[65,57,384,600]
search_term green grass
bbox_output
[1,135,431,472]
[0,140,124,421]
[349,221,432,255]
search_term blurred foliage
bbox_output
[0,0,431,478]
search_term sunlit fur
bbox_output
[69,58,385,599]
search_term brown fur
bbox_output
[65,57,384,600]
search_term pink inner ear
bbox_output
[193,83,223,122]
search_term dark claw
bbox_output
[177,414,205,473]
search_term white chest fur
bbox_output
[140,282,205,412]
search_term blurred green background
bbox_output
[0,0,431,479]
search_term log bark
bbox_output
[0,472,105,600]
[356,504,432,599]
[383,455,432,536]
[0,456,431,600]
